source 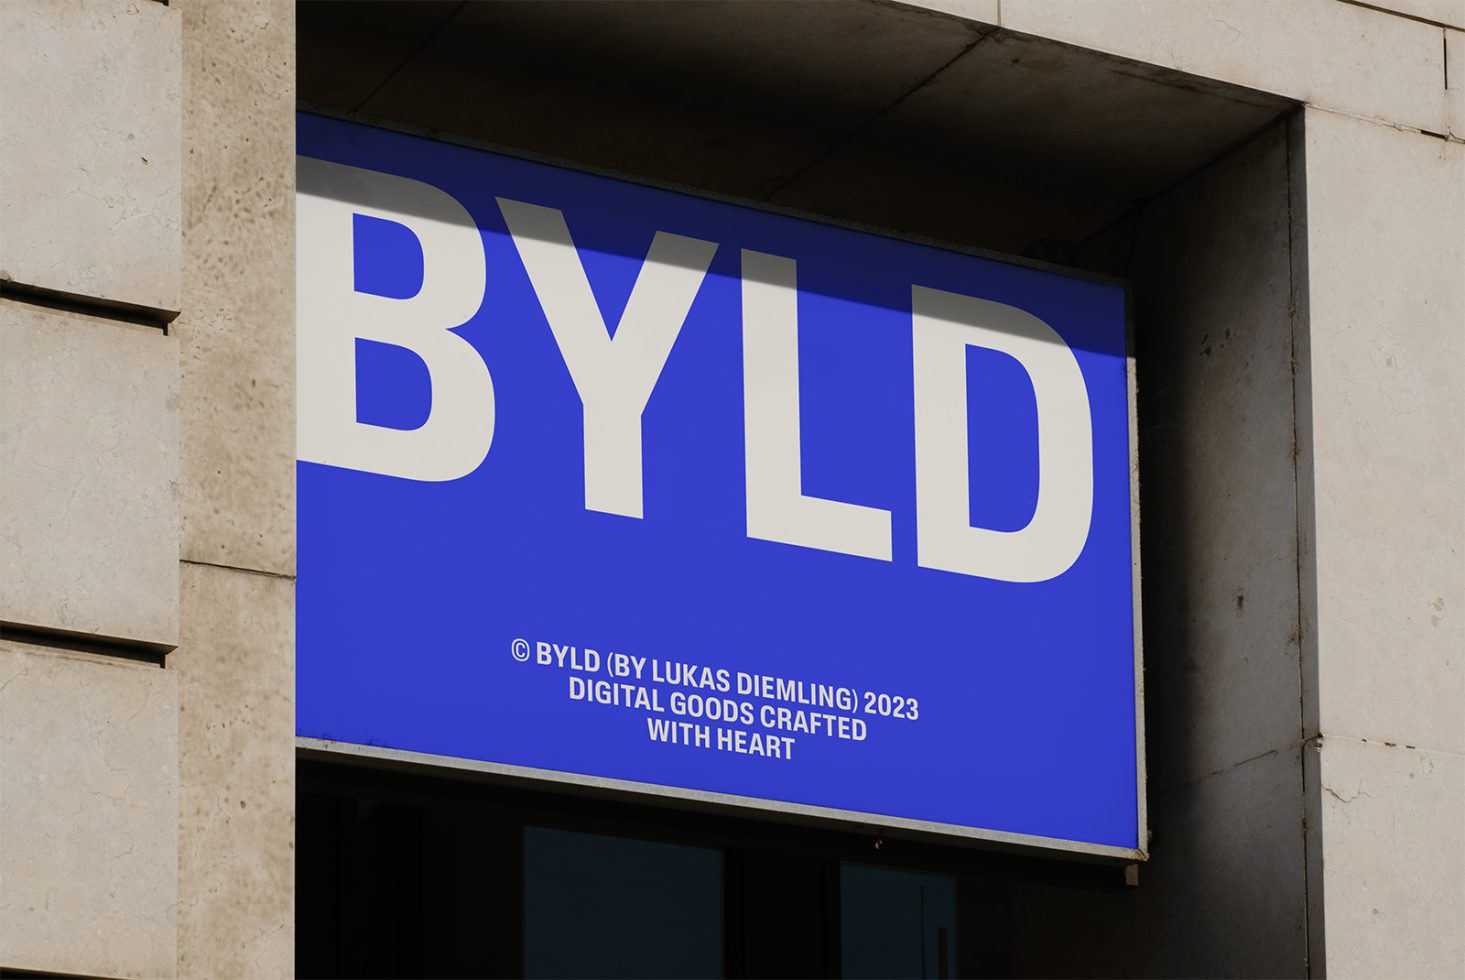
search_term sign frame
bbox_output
[294,106,1147,864]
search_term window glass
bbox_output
[840,863,957,979]
[523,826,724,979]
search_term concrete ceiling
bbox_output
[298,0,1294,258]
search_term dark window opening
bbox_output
[298,757,1125,979]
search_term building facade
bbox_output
[1,1,1461,977]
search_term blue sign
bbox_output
[297,112,1142,856]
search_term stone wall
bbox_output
[0,2,296,976]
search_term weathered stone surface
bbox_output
[1316,736,1465,978]
[1010,748,1309,977]
[0,641,179,979]
[168,4,297,976]
[993,0,1447,135]
[1108,124,1304,789]
[0,0,182,315]
[1009,119,1312,978]
[175,560,294,979]
[772,25,1291,296]
[1301,110,1465,755]
[0,303,180,648]
[175,0,296,576]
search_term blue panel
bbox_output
[353,213,423,299]
[355,339,432,430]
[965,346,1039,533]
[297,112,1139,852]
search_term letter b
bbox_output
[297,158,494,481]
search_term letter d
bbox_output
[912,286,1094,583]
[297,158,493,481]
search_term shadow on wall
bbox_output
[1006,119,1311,979]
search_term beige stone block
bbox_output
[996,0,1447,135]
[1362,0,1465,29]
[0,0,182,315]
[1301,110,1465,754]
[174,0,296,576]
[0,303,180,648]
[0,641,178,979]
[175,560,294,978]
[1316,736,1465,978]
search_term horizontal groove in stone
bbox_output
[0,279,177,329]
[0,622,170,666]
